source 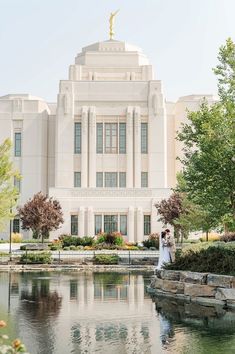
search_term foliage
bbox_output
[165,242,235,275]
[199,233,220,242]
[143,233,159,249]
[155,192,189,241]
[0,320,28,353]
[59,235,94,248]
[11,233,22,243]
[18,192,64,243]
[177,38,235,231]
[93,254,119,265]
[0,139,20,230]
[220,232,235,242]
[96,232,124,246]
[20,252,52,264]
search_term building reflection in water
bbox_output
[0,271,162,354]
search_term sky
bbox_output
[1,0,235,102]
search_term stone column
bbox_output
[87,207,94,236]
[137,207,143,243]
[134,106,141,187]
[78,207,85,237]
[128,206,134,242]
[81,107,88,187]
[126,106,133,188]
[88,106,96,187]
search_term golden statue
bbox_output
[109,10,119,40]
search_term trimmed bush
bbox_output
[143,233,159,249]
[60,235,94,248]
[199,233,220,242]
[93,254,119,265]
[164,242,235,275]
[96,232,124,246]
[20,252,52,264]
[11,233,22,243]
[220,232,235,243]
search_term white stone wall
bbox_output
[0,40,217,241]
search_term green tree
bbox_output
[177,38,235,231]
[0,139,20,230]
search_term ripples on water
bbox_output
[0,271,235,354]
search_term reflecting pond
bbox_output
[0,271,235,353]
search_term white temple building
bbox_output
[0,38,215,241]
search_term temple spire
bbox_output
[109,10,119,40]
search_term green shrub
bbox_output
[164,242,235,275]
[70,245,76,250]
[63,247,70,251]
[96,232,124,246]
[60,235,94,248]
[143,233,159,249]
[80,236,94,246]
[20,252,52,264]
[93,254,119,265]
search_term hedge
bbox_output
[165,242,235,275]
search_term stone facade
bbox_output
[0,39,216,240]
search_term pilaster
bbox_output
[81,107,88,187]
[87,206,94,236]
[128,206,134,242]
[137,207,143,243]
[126,106,133,188]
[78,207,85,237]
[88,106,96,187]
[134,106,141,187]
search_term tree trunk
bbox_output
[206,230,209,242]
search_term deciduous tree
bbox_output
[0,139,20,230]
[18,192,64,242]
[177,38,235,230]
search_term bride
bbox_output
[156,231,171,270]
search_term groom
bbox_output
[165,229,176,262]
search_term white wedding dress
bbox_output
[156,239,171,270]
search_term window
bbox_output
[120,215,127,235]
[105,123,117,153]
[14,132,21,157]
[96,172,103,187]
[141,172,148,187]
[95,215,102,235]
[104,215,118,233]
[144,215,151,235]
[74,172,81,187]
[96,123,103,153]
[13,219,20,233]
[119,172,126,188]
[141,123,148,153]
[119,123,126,153]
[14,176,21,192]
[74,122,81,154]
[71,215,78,235]
[105,172,117,187]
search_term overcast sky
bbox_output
[1,0,235,102]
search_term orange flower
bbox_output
[0,320,6,328]
[12,339,21,348]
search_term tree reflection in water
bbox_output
[153,294,235,351]
[20,278,62,320]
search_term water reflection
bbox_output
[1,271,235,354]
[0,272,159,354]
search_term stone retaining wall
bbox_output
[148,270,235,309]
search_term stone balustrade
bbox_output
[148,270,235,309]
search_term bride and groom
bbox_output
[157,229,176,270]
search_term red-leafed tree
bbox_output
[18,192,64,242]
[155,192,186,242]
